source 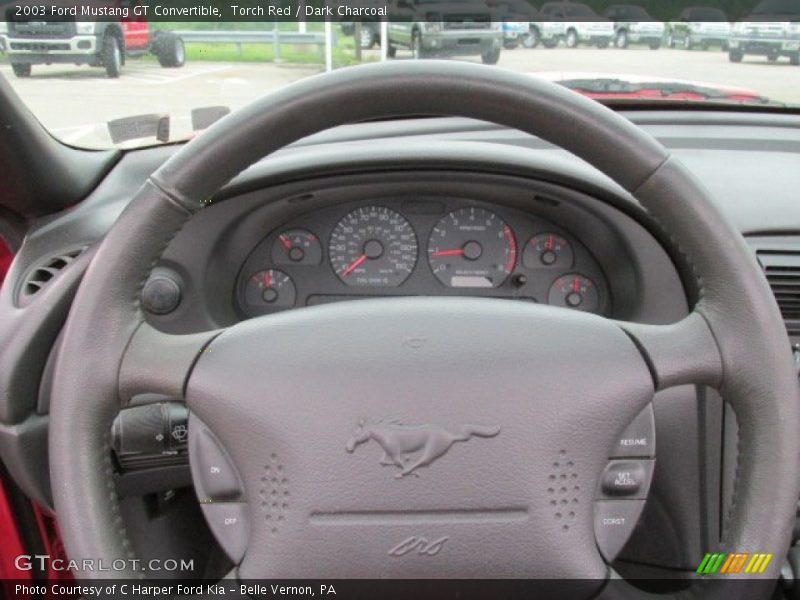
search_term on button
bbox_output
[189,416,244,502]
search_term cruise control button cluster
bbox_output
[189,414,250,563]
[593,403,656,563]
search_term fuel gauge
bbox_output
[523,233,573,268]
[548,274,600,313]
[271,229,322,266]
[245,269,297,308]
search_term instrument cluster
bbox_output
[236,199,609,318]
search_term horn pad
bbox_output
[186,298,653,579]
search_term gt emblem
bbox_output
[345,419,501,478]
[389,535,449,557]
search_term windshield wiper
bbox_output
[558,78,779,106]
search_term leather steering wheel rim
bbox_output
[50,61,799,596]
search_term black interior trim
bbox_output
[0,76,120,219]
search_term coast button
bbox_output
[594,500,646,562]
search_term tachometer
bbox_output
[329,206,418,287]
[427,207,517,288]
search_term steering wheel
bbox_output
[50,61,799,597]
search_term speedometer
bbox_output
[329,206,418,287]
[427,208,517,288]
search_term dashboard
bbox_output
[235,198,609,319]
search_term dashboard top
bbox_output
[12,111,799,253]
[7,110,800,320]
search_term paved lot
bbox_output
[0,61,321,146]
[2,46,798,148]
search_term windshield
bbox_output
[1,0,799,150]
[611,6,651,19]
[686,8,728,21]
[563,5,596,17]
[751,0,800,15]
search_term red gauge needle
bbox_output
[341,254,368,277]
[263,271,273,288]
[279,235,292,250]
[431,248,465,257]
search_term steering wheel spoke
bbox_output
[118,322,222,404]
[618,311,723,391]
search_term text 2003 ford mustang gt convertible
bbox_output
[1,9,800,600]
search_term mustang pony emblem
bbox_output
[345,418,501,478]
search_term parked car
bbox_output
[520,7,547,48]
[1,5,184,78]
[340,20,383,49]
[500,20,529,49]
[603,5,665,49]
[487,1,531,49]
[728,0,800,65]
[486,0,539,49]
[339,0,387,49]
[387,0,504,64]
[667,7,731,50]
[538,2,615,48]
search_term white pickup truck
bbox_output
[729,0,800,65]
[387,0,504,64]
[603,4,665,49]
[667,7,731,50]
[537,2,615,49]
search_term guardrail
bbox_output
[171,30,326,61]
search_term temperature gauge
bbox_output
[523,233,573,269]
[271,229,323,266]
[244,269,297,308]
[548,274,600,313]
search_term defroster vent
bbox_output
[21,246,87,301]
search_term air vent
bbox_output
[758,250,800,331]
[21,246,86,300]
